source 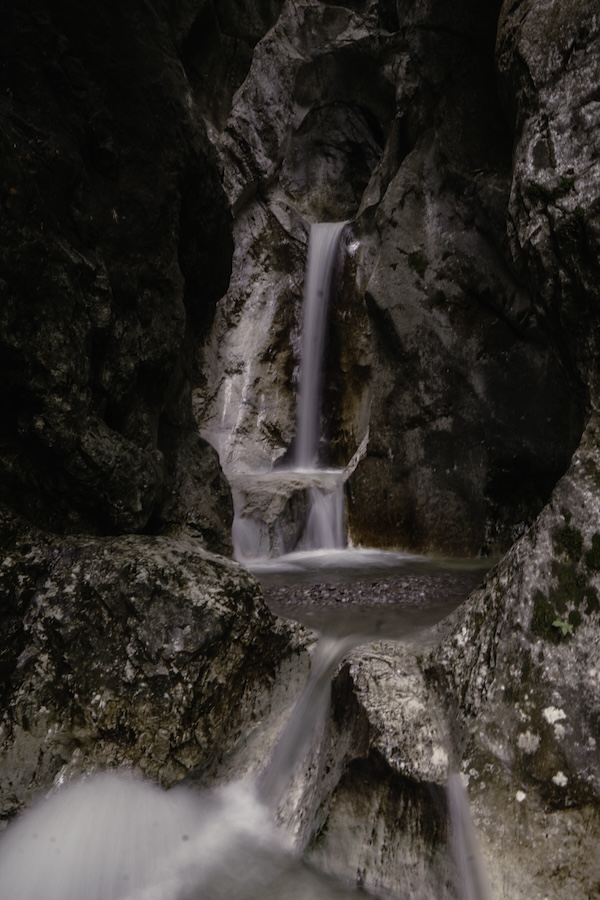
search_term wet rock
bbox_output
[497,0,600,392]
[350,129,584,555]
[197,0,590,558]
[347,0,588,556]
[0,508,302,823]
[306,642,457,899]
[196,0,395,479]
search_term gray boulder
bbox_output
[0,509,302,823]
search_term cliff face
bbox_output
[0,0,233,549]
[0,0,305,823]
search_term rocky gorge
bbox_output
[0,1,599,899]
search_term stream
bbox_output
[0,550,492,900]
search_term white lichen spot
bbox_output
[542,706,566,725]
[554,723,565,739]
[124,660,136,683]
[431,746,448,769]
[455,626,469,648]
[515,790,527,803]
[552,771,568,788]
[518,730,541,753]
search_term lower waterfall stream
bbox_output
[0,553,492,900]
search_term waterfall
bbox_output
[257,634,361,813]
[230,221,348,560]
[294,222,346,469]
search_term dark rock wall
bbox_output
[348,0,589,555]
[0,0,233,549]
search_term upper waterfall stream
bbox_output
[231,221,348,561]
[294,221,347,470]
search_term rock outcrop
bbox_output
[428,413,600,899]
[0,507,304,823]
[0,0,233,550]
[0,0,308,826]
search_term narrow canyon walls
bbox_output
[197,0,588,557]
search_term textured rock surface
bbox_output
[498,0,600,391]
[197,0,392,478]
[297,641,459,899]
[428,414,600,898]
[0,507,303,823]
[0,0,233,548]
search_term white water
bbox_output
[294,222,347,469]
[0,636,365,900]
[0,610,491,900]
[230,222,348,560]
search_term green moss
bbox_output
[531,590,561,643]
[525,172,576,205]
[531,523,600,640]
[584,586,600,615]
[552,524,583,562]
[407,251,428,278]
[557,174,576,192]
[585,533,600,571]
[525,182,553,203]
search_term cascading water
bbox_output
[293,222,347,552]
[0,223,492,900]
[230,221,348,560]
[294,222,347,470]
[0,614,492,900]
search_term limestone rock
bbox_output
[428,413,600,898]
[196,0,591,558]
[350,131,583,555]
[306,641,458,899]
[0,508,302,823]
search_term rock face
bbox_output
[0,0,233,550]
[307,642,457,899]
[196,0,589,557]
[428,413,600,899]
[0,0,311,829]
[0,507,303,823]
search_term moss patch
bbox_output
[584,532,600,571]
[553,523,583,562]
[532,524,600,641]
[531,590,562,643]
